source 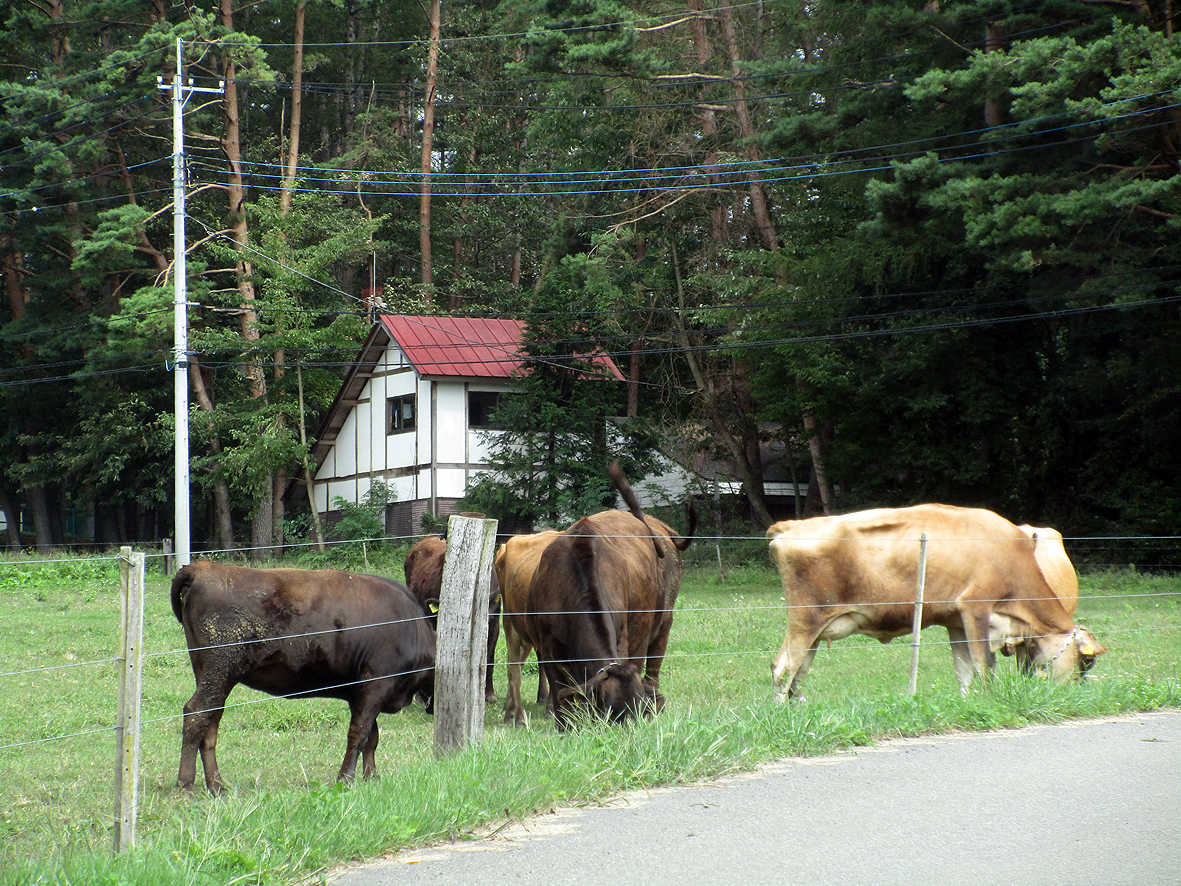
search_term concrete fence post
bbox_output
[114,546,145,852]
[433,514,498,757]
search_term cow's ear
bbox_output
[555,685,585,706]
[553,685,588,731]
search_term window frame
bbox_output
[468,390,512,430]
[387,394,416,435]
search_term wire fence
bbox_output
[0,529,1179,854]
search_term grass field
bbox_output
[0,547,1178,885]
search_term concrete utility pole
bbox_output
[159,39,222,569]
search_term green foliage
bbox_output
[330,480,394,544]
[459,252,662,527]
[0,554,118,595]
[1,0,1179,557]
[743,7,1181,537]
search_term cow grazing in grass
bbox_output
[521,463,696,729]
[403,530,502,703]
[1008,525,1088,672]
[171,561,435,794]
[766,505,1105,702]
[496,529,561,726]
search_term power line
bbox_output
[270,18,1079,109]
[4,279,1173,390]
[180,95,1175,201]
[0,94,159,167]
[0,46,165,106]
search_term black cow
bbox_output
[171,561,435,794]
[403,531,502,703]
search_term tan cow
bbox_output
[1009,525,1082,671]
[766,505,1105,702]
[496,529,561,726]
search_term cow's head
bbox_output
[1033,626,1107,680]
[553,662,661,730]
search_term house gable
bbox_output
[287,315,624,534]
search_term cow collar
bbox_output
[1045,627,1081,666]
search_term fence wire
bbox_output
[1,533,1179,758]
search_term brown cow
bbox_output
[171,561,435,794]
[766,505,1105,702]
[496,529,561,726]
[403,531,502,703]
[521,463,696,729]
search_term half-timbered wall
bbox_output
[310,341,512,530]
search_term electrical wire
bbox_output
[182,96,1177,201]
[0,94,160,168]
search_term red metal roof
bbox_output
[378,315,624,380]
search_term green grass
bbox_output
[0,551,1178,886]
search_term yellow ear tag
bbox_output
[1078,640,1095,655]
[429,602,439,614]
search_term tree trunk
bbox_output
[984,22,1006,128]
[0,483,21,547]
[671,242,776,528]
[345,2,358,143]
[451,135,477,310]
[280,0,306,214]
[297,366,327,551]
[801,411,834,514]
[419,0,441,287]
[688,0,728,243]
[113,139,169,275]
[26,485,54,552]
[267,5,307,550]
[220,0,272,560]
[189,357,235,551]
[718,2,779,253]
[2,239,29,321]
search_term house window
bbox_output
[388,395,416,434]
[469,391,510,429]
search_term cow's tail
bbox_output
[673,500,699,552]
[608,461,645,521]
[170,564,196,624]
[608,460,666,560]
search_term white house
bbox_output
[288,314,625,537]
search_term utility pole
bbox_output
[159,39,222,569]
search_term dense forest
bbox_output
[1,0,1178,559]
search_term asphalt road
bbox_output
[328,711,1181,886]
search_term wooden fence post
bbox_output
[162,537,174,576]
[908,533,929,697]
[433,514,498,757]
[114,547,145,852]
